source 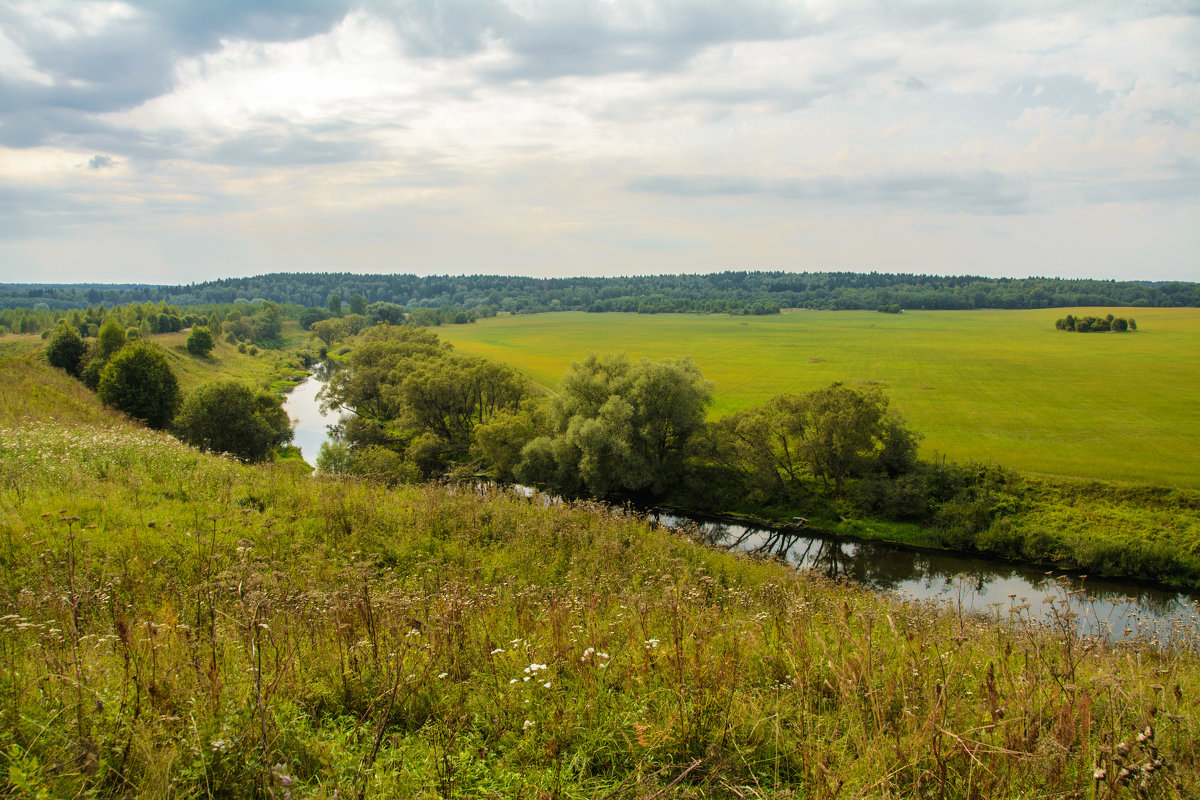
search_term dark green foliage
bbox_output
[96,341,181,429]
[174,380,292,461]
[366,301,406,324]
[298,306,331,330]
[79,353,106,391]
[96,316,126,358]
[43,324,86,376]
[323,325,529,478]
[877,303,902,313]
[348,293,367,315]
[1056,313,1136,332]
[6,273,1194,324]
[516,353,712,498]
[186,325,214,356]
[711,383,920,499]
[222,302,285,345]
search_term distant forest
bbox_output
[2,271,1197,314]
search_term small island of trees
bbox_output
[1055,313,1136,332]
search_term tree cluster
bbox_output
[174,380,292,461]
[1055,313,1136,332]
[515,354,712,498]
[319,328,960,531]
[318,325,529,481]
[41,316,292,459]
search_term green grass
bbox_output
[438,309,1200,487]
[1,356,1198,798]
[151,322,313,394]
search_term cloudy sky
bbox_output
[1,0,1197,284]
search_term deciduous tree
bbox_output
[97,341,181,429]
[44,323,87,376]
[517,353,712,498]
[174,380,292,461]
[186,326,215,356]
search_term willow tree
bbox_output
[517,353,712,498]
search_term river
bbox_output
[282,365,343,467]
[284,370,1199,645]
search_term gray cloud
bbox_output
[0,1,354,149]
[204,132,375,167]
[628,170,1032,214]
[377,0,813,81]
[87,155,116,169]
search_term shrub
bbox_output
[97,341,181,429]
[43,324,87,376]
[186,326,215,356]
[174,380,293,462]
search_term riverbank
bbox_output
[286,360,1200,592]
[676,471,1200,591]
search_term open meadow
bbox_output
[439,308,1200,488]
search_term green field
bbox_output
[439,308,1200,488]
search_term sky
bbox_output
[1,0,1197,285]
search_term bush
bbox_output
[97,341,181,429]
[43,324,87,376]
[174,380,292,462]
[186,326,215,356]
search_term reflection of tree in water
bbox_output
[679,518,1199,634]
[1066,579,1192,618]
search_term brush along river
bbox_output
[284,372,1199,646]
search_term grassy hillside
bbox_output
[438,309,1200,487]
[2,356,1199,798]
[150,322,313,394]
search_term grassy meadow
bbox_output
[151,322,314,394]
[438,309,1200,488]
[2,354,1199,798]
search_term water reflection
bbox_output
[282,364,343,468]
[661,515,1200,645]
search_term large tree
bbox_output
[174,380,292,461]
[713,383,920,497]
[97,341,181,429]
[517,353,712,498]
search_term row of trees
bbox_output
[6,271,1196,316]
[319,327,948,532]
[1055,313,1137,332]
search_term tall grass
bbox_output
[1,361,1198,798]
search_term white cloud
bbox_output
[0,0,1196,283]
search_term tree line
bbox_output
[4,271,1196,321]
[317,325,1006,546]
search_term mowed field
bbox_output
[439,308,1200,487]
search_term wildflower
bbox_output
[543,681,551,689]
[523,719,535,731]
[438,672,448,679]
[490,648,505,655]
